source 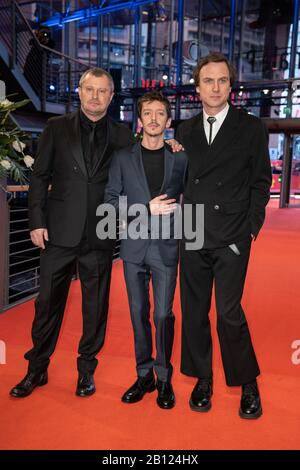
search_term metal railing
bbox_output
[8,195,40,305]
[0,0,89,112]
[0,185,120,312]
[2,0,300,120]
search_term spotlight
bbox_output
[189,78,195,84]
[49,84,55,91]
[162,74,168,81]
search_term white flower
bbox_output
[23,155,34,168]
[12,140,26,152]
[0,99,13,108]
[1,159,12,170]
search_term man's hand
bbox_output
[149,194,177,215]
[30,228,49,249]
[165,138,184,152]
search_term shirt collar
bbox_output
[203,102,229,123]
[80,108,107,129]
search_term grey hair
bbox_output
[79,68,114,92]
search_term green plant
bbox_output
[0,97,33,186]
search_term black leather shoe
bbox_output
[122,374,156,404]
[10,371,48,398]
[76,373,96,397]
[189,378,213,412]
[156,380,175,409]
[239,380,262,419]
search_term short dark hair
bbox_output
[193,53,237,87]
[137,91,171,119]
[79,67,114,92]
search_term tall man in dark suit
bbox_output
[10,68,134,398]
[105,91,187,409]
[177,53,272,419]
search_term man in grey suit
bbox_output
[105,91,187,409]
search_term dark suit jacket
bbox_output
[176,104,272,249]
[28,110,134,249]
[104,142,187,266]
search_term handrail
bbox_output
[6,186,29,192]
[13,0,88,68]
[0,0,89,112]
[40,44,89,68]
[12,0,42,49]
[6,185,53,192]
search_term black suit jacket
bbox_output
[28,110,134,249]
[176,104,272,249]
[104,142,187,266]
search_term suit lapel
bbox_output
[194,105,240,177]
[91,119,110,176]
[66,111,87,178]
[208,104,240,159]
[189,112,208,154]
[131,142,152,201]
[159,144,174,195]
[131,142,175,200]
[187,112,210,175]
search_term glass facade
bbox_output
[17,0,300,203]
[19,1,299,84]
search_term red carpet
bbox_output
[0,200,300,450]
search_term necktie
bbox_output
[88,122,96,174]
[207,116,216,145]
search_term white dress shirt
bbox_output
[203,102,229,145]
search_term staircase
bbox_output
[0,0,88,114]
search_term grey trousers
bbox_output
[123,242,177,382]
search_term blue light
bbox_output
[41,0,159,27]
[49,84,56,91]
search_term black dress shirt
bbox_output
[79,109,108,176]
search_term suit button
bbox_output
[194,178,200,185]
[74,166,77,171]
[214,204,220,210]
[216,181,222,187]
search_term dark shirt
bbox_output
[79,109,108,176]
[141,144,165,200]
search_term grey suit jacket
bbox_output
[104,142,187,266]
